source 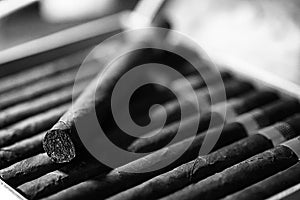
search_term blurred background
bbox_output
[1,0,300,84]
[0,0,138,50]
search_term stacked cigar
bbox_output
[0,38,300,200]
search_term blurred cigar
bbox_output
[0,153,62,187]
[0,132,45,169]
[40,99,299,200]
[0,51,86,95]
[109,115,300,200]
[127,70,233,129]
[132,71,232,117]
[0,104,70,147]
[128,90,279,152]
[0,62,98,110]
[223,162,300,200]
[147,79,255,126]
[0,79,90,168]
[161,123,300,200]
[0,80,89,129]
[170,71,232,92]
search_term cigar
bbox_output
[266,182,300,200]
[170,71,232,93]
[128,90,279,152]
[222,162,300,200]
[108,115,300,200]
[0,80,89,167]
[106,48,212,125]
[43,39,167,163]
[109,74,237,149]
[119,84,175,123]
[0,61,97,110]
[40,99,299,200]
[0,153,62,187]
[0,50,86,95]
[0,132,45,169]
[17,157,109,200]
[148,79,255,126]
[0,103,70,147]
[161,125,300,200]
[0,80,89,129]
[130,71,232,120]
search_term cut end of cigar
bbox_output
[43,129,76,163]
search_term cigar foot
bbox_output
[43,129,75,163]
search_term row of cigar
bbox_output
[0,38,300,200]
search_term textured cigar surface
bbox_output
[222,162,300,200]
[39,103,299,200]
[148,79,255,127]
[0,80,89,129]
[17,157,109,200]
[0,132,46,169]
[108,114,300,200]
[0,104,70,148]
[128,112,215,153]
[0,154,61,187]
[129,98,299,153]
[0,62,97,110]
[0,51,86,95]
[161,145,298,200]
[108,134,273,200]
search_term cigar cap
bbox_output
[262,99,300,124]
[234,90,279,114]
[43,128,75,163]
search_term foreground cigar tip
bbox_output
[43,130,76,163]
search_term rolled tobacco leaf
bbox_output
[161,121,300,200]
[0,103,70,147]
[17,157,109,200]
[0,80,89,128]
[0,50,87,95]
[0,62,97,109]
[223,161,300,200]
[0,153,62,187]
[40,99,299,200]
[108,114,300,200]
[148,79,255,126]
[0,132,45,169]
[128,90,279,152]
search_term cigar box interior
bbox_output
[1,0,300,200]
